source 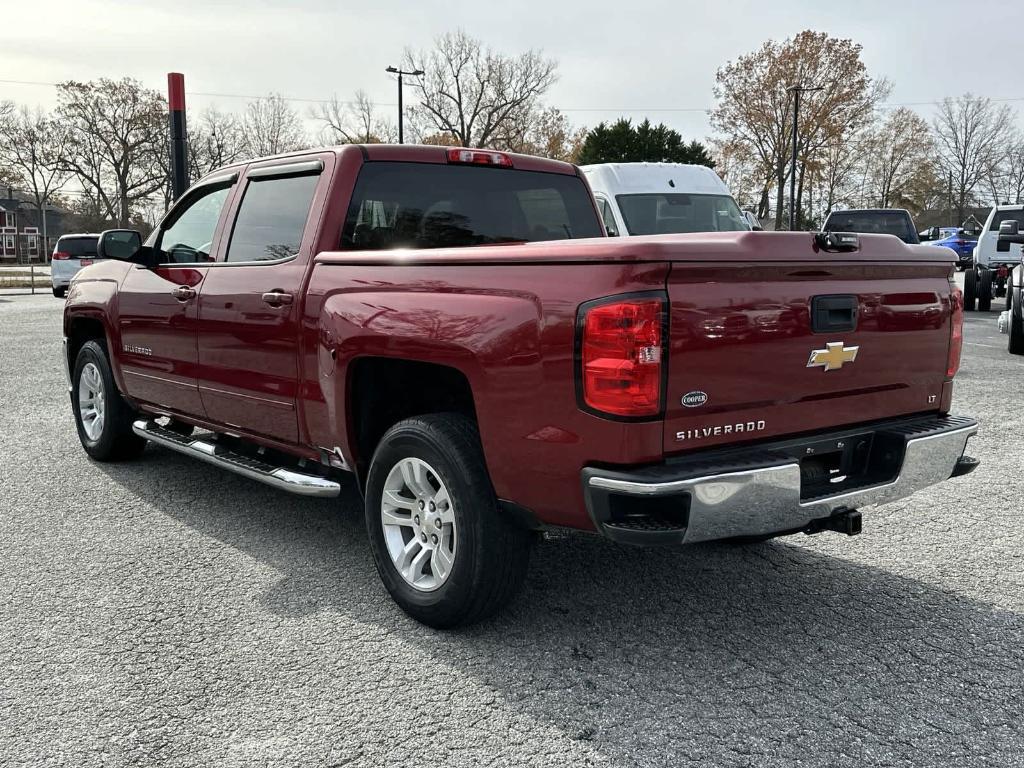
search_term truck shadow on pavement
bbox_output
[97,447,1024,765]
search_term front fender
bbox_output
[64,274,126,395]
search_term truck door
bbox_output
[117,175,237,417]
[195,158,327,445]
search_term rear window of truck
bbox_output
[824,211,919,244]
[340,162,602,250]
[988,209,1024,231]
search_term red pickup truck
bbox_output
[63,145,979,627]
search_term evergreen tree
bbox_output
[577,118,715,166]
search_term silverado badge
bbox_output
[807,342,859,372]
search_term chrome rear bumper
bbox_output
[583,415,978,546]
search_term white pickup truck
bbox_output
[967,204,1024,312]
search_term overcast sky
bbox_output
[2,0,1022,140]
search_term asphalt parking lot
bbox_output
[1,289,1022,768]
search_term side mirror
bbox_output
[997,220,1024,253]
[97,229,142,261]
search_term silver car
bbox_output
[51,234,100,298]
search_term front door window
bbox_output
[156,185,232,264]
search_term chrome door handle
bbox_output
[261,291,294,307]
[171,285,196,301]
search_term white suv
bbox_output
[965,205,1024,312]
[50,234,100,298]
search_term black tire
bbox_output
[978,269,992,312]
[72,340,146,461]
[364,413,531,628]
[52,287,65,298]
[963,267,977,311]
[1010,283,1024,356]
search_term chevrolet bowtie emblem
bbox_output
[807,341,859,372]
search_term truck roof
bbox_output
[579,163,731,196]
[202,144,579,183]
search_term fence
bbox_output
[0,262,50,295]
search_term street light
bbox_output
[786,84,823,230]
[385,65,424,144]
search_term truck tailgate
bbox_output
[663,234,956,455]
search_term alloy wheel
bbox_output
[380,457,457,592]
[77,362,106,442]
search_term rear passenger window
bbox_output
[226,174,319,262]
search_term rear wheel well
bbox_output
[350,357,477,479]
[67,317,108,368]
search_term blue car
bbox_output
[925,227,978,270]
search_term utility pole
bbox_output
[40,200,47,262]
[786,84,823,230]
[167,73,188,201]
[385,66,424,144]
[947,170,954,227]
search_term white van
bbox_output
[580,163,750,236]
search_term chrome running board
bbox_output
[132,420,341,498]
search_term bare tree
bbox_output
[815,133,865,215]
[498,106,586,162]
[862,108,935,208]
[713,137,774,216]
[932,94,1016,221]
[985,134,1024,205]
[312,90,396,144]
[55,78,166,227]
[190,107,247,178]
[403,30,557,148]
[242,93,306,158]
[0,105,73,250]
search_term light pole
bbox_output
[385,66,424,144]
[786,84,823,230]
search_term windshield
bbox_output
[341,162,602,250]
[615,193,748,235]
[824,211,919,244]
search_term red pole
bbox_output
[167,73,188,200]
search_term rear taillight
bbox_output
[947,287,963,378]
[446,148,513,168]
[579,296,665,418]
[52,251,71,260]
